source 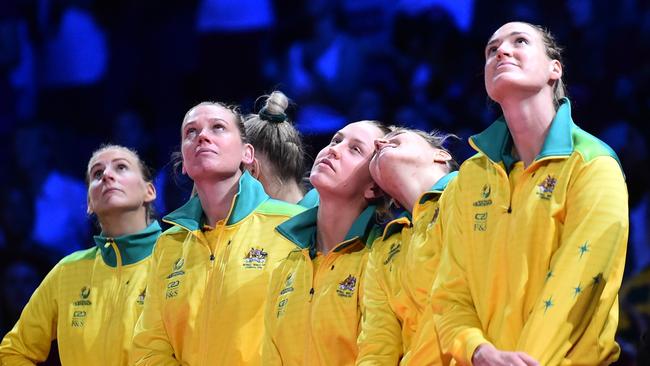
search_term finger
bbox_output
[515,352,541,366]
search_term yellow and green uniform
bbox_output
[430,98,628,366]
[0,221,162,366]
[298,188,319,208]
[131,171,304,366]
[357,173,456,365]
[262,205,380,366]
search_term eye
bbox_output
[117,163,128,171]
[486,45,498,56]
[212,123,225,131]
[91,169,103,180]
[184,126,198,139]
[330,136,342,145]
[515,37,528,45]
[351,145,363,154]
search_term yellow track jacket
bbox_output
[430,98,628,366]
[0,221,162,366]
[130,172,304,366]
[262,205,380,366]
[357,173,456,365]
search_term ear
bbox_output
[433,149,452,164]
[86,193,94,215]
[181,163,187,175]
[549,59,562,81]
[363,181,384,201]
[143,182,157,203]
[242,143,254,166]
[245,157,261,179]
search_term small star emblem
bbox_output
[578,242,590,258]
[573,283,583,297]
[592,275,602,286]
[545,270,553,282]
[543,296,554,313]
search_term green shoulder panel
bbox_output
[573,127,622,167]
[256,199,306,217]
[59,247,98,265]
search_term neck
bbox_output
[98,208,148,238]
[395,167,447,213]
[266,179,304,204]
[499,94,556,167]
[316,193,367,254]
[195,171,242,226]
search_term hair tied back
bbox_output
[258,107,287,124]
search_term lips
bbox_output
[102,187,123,196]
[496,61,518,70]
[317,158,335,172]
[195,147,218,156]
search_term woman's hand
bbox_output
[472,343,540,366]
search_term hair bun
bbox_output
[259,91,290,124]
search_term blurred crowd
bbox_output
[0,0,649,363]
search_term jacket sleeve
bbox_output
[130,243,180,366]
[260,264,284,366]
[431,176,491,366]
[356,240,402,365]
[0,263,60,365]
[516,156,628,365]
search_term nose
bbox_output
[496,43,512,59]
[101,167,116,182]
[197,127,210,143]
[326,144,341,159]
[374,138,388,151]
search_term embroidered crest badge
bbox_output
[473,184,493,207]
[167,257,186,279]
[337,274,357,298]
[243,247,268,269]
[537,175,557,200]
[73,286,92,306]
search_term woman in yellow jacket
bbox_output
[262,120,391,365]
[356,128,457,365]
[0,144,160,365]
[429,22,628,366]
[130,101,304,365]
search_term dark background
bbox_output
[1,0,649,363]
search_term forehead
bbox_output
[338,121,385,141]
[88,148,137,168]
[183,104,234,125]
[488,22,540,43]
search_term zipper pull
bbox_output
[104,238,114,248]
[309,287,315,300]
[209,253,215,262]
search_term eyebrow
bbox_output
[385,131,405,140]
[88,158,131,172]
[486,31,532,49]
[183,118,229,127]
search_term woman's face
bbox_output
[484,22,561,103]
[370,131,431,193]
[87,148,155,217]
[181,104,253,182]
[310,121,385,199]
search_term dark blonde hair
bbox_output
[244,91,306,186]
[525,22,568,109]
[86,144,156,223]
[384,127,459,172]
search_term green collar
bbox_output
[418,171,458,205]
[276,205,377,258]
[297,188,320,208]
[93,221,161,267]
[378,213,411,243]
[470,98,575,171]
[163,171,269,230]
